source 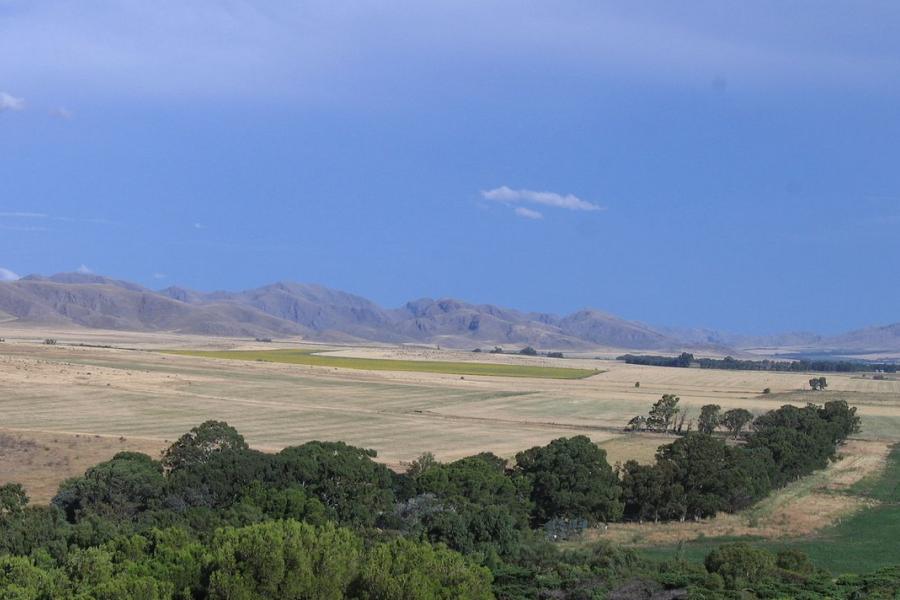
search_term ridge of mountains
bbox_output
[0,272,898,357]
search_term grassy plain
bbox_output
[163,348,601,379]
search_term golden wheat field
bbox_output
[1,326,898,508]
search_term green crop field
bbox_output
[163,349,601,380]
[640,443,900,574]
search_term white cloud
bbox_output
[152,272,167,279]
[50,107,74,119]
[514,206,544,220]
[194,223,205,229]
[482,186,605,214]
[76,264,93,274]
[0,92,25,112]
[0,267,20,281]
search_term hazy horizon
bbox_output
[2,2,899,335]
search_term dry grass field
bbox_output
[0,429,166,504]
[1,325,898,531]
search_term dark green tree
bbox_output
[647,394,680,433]
[52,452,165,521]
[747,404,837,486]
[0,482,28,515]
[721,408,754,439]
[416,454,528,526]
[405,452,438,481]
[656,434,738,519]
[162,420,248,472]
[236,482,329,525]
[818,400,861,444]
[697,404,721,435]
[166,446,272,509]
[620,460,685,523]
[516,436,623,524]
[273,441,396,528]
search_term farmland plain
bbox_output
[1,325,898,529]
[163,348,601,379]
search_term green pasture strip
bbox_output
[849,443,900,502]
[638,443,900,575]
[162,349,600,380]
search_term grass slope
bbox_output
[164,349,601,380]
[640,443,900,574]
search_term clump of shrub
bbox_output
[809,376,828,391]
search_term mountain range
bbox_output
[0,272,898,357]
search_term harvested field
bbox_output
[1,328,898,514]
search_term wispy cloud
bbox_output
[152,272,167,280]
[0,224,51,232]
[193,223,205,229]
[50,107,74,119]
[0,267,20,281]
[0,212,47,218]
[0,211,116,226]
[0,92,25,112]
[482,186,605,219]
[76,264,93,274]
[56,216,118,225]
[514,206,544,220]
[1,3,897,106]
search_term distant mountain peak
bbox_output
[1,273,897,355]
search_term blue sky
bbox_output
[1,1,899,334]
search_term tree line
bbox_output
[620,396,860,522]
[0,398,885,599]
[625,395,757,438]
[619,352,899,373]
